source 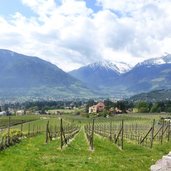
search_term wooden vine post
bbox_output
[33,125,35,136]
[20,120,23,137]
[121,120,124,150]
[7,116,11,145]
[150,119,155,148]
[161,119,164,145]
[114,120,124,150]
[168,120,170,142]
[28,123,30,136]
[91,119,95,150]
[46,120,49,144]
[37,125,38,134]
[109,121,112,141]
[60,118,63,149]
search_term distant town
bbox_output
[1,98,171,117]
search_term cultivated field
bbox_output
[0,113,171,171]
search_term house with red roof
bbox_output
[89,102,105,113]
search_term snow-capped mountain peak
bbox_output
[88,60,132,74]
[137,54,171,66]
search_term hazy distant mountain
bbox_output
[0,49,94,100]
[69,60,131,90]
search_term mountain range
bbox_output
[69,54,171,98]
[0,49,94,100]
[0,49,171,100]
[69,61,130,89]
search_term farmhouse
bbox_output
[89,102,105,113]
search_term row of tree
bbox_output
[135,101,171,113]
[0,100,85,114]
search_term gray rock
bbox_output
[151,153,171,171]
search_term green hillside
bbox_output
[130,89,171,102]
[0,49,94,100]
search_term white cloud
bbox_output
[22,0,57,19]
[0,0,171,71]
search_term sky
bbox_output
[1,0,171,71]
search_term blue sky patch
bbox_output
[0,0,35,18]
[85,0,102,13]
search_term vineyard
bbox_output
[0,116,44,150]
[85,118,170,150]
[0,114,171,171]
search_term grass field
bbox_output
[0,113,171,171]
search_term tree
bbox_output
[166,102,171,112]
[85,99,96,113]
[104,99,114,110]
[158,102,166,112]
[150,103,161,113]
[116,101,128,113]
[136,101,149,113]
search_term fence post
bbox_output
[33,125,35,136]
[7,116,11,146]
[28,123,30,136]
[109,121,112,141]
[37,125,38,134]
[46,120,49,143]
[150,119,155,148]
[161,119,164,144]
[60,118,63,149]
[91,119,95,150]
[168,120,170,142]
[89,122,91,135]
[121,120,124,150]
[20,120,23,137]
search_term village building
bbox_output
[114,107,122,114]
[109,107,122,114]
[16,110,25,116]
[89,102,105,113]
